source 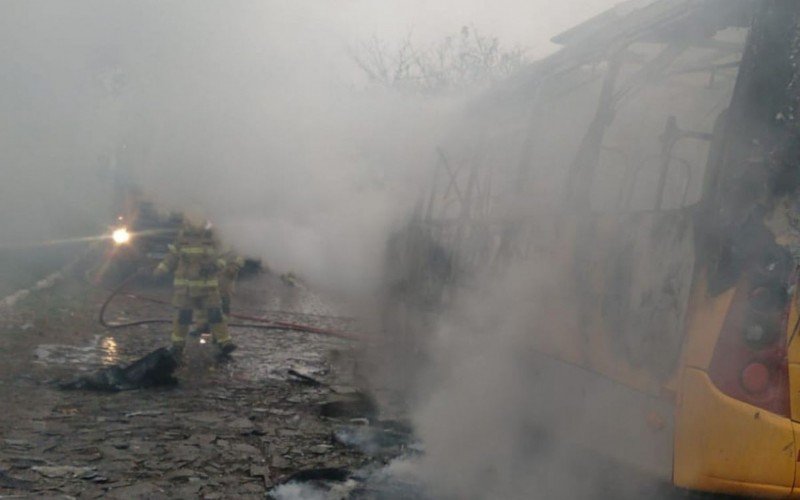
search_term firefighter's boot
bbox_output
[210,321,236,358]
[219,342,237,356]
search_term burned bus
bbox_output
[384,1,800,496]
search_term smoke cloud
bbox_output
[0,0,617,292]
[2,2,696,499]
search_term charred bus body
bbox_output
[384,1,800,496]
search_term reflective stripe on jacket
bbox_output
[173,278,219,288]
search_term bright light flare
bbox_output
[112,227,131,245]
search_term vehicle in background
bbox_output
[97,198,260,285]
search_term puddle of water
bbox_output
[33,328,347,383]
[100,337,118,365]
[34,335,123,370]
[223,328,349,383]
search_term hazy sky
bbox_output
[0,0,624,286]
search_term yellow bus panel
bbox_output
[675,367,795,497]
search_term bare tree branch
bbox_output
[349,25,529,95]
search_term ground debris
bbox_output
[185,434,216,446]
[319,392,378,421]
[288,367,326,386]
[3,439,30,450]
[270,453,290,469]
[230,442,261,457]
[32,464,96,478]
[227,417,255,433]
[333,424,414,457]
[57,348,177,391]
[250,464,273,489]
[124,410,165,418]
[0,272,374,498]
[106,481,166,499]
[163,467,201,481]
[6,456,48,469]
[285,466,350,483]
[0,469,35,490]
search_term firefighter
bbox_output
[153,219,236,358]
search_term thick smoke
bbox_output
[0,0,616,294]
[2,2,686,499]
[405,261,672,499]
[371,13,743,500]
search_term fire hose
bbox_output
[98,273,367,342]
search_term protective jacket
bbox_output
[155,226,223,299]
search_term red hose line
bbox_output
[98,274,368,342]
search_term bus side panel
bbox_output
[787,287,800,497]
[679,273,736,372]
[674,367,795,496]
[786,289,800,427]
[541,211,695,393]
[521,349,675,481]
[794,421,800,499]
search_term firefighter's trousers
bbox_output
[194,294,231,328]
[171,286,232,347]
